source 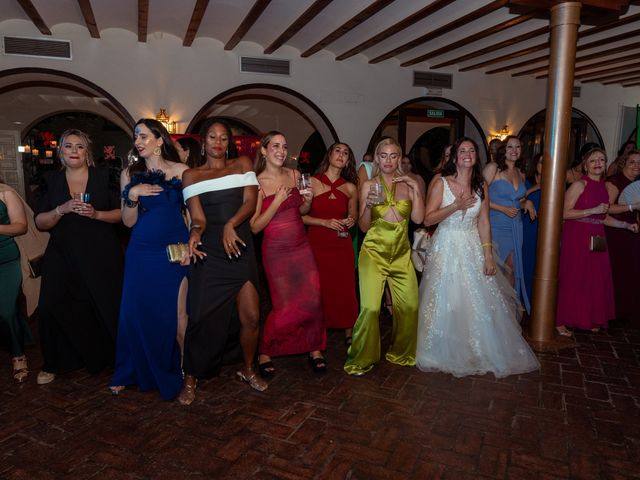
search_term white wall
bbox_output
[2,18,639,159]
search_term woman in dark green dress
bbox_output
[0,181,32,383]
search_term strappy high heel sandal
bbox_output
[178,376,197,405]
[236,369,268,392]
[12,356,28,384]
[109,385,125,395]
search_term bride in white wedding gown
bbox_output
[416,138,539,378]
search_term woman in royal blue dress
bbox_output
[110,119,189,400]
[483,136,536,312]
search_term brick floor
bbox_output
[1,319,639,479]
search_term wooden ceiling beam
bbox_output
[264,0,333,54]
[622,79,640,87]
[16,0,51,35]
[431,26,548,69]
[225,0,272,50]
[183,0,210,47]
[528,42,640,77]
[301,0,395,58]
[77,0,100,38]
[575,60,640,79]
[336,0,455,61]
[605,75,640,85]
[370,0,509,64]
[464,26,640,72]
[138,0,148,42]
[402,12,537,67]
[582,67,640,83]
[482,11,640,74]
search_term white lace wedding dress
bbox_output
[416,177,539,378]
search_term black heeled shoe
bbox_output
[258,361,276,379]
[308,354,327,374]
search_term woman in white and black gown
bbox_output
[416,138,539,378]
[178,118,267,405]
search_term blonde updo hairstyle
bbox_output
[372,137,403,177]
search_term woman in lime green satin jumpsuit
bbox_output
[344,138,424,375]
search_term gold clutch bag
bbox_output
[589,235,607,252]
[166,243,188,263]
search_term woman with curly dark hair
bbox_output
[303,142,359,347]
[110,119,189,400]
[416,137,538,378]
[483,135,536,312]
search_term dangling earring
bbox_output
[153,146,161,157]
[225,149,228,159]
[201,144,205,156]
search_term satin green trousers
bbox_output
[344,217,418,375]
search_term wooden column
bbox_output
[529,1,581,349]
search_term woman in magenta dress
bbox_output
[556,148,639,336]
[250,131,326,377]
[605,150,640,323]
[303,142,359,347]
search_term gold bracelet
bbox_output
[481,243,492,248]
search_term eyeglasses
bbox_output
[378,153,400,161]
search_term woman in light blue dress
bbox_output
[483,136,536,312]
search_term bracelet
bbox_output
[481,243,492,248]
[55,206,64,216]
[190,224,202,231]
[124,198,139,208]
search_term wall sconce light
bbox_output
[492,125,510,141]
[32,148,39,156]
[156,108,176,134]
[50,140,57,148]
[45,150,53,158]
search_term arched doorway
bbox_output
[519,108,604,169]
[0,68,134,197]
[20,111,130,207]
[188,84,338,172]
[369,97,488,182]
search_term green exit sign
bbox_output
[427,109,445,118]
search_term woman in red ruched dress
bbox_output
[250,131,326,378]
[303,142,359,347]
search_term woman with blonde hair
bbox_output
[344,137,424,376]
[35,129,123,384]
[556,148,638,336]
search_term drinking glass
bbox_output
[370,182,385,205]
[72,192,91,202]
[298,173,311,192]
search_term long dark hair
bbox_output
[254,130,285,176]
[495,135,525,173]
[315,142,358,185]
[441,137,485,199]
[128,119,181,175]
[526,153,543,185]
[196,117,239,168]
[177,137,201,168]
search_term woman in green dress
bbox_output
[0,180,32,383]
[344,138,424,375]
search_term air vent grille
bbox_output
[240,57,290,76]
[413,71,452,89]
[3,36,71,59]
[573,86,581,98]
